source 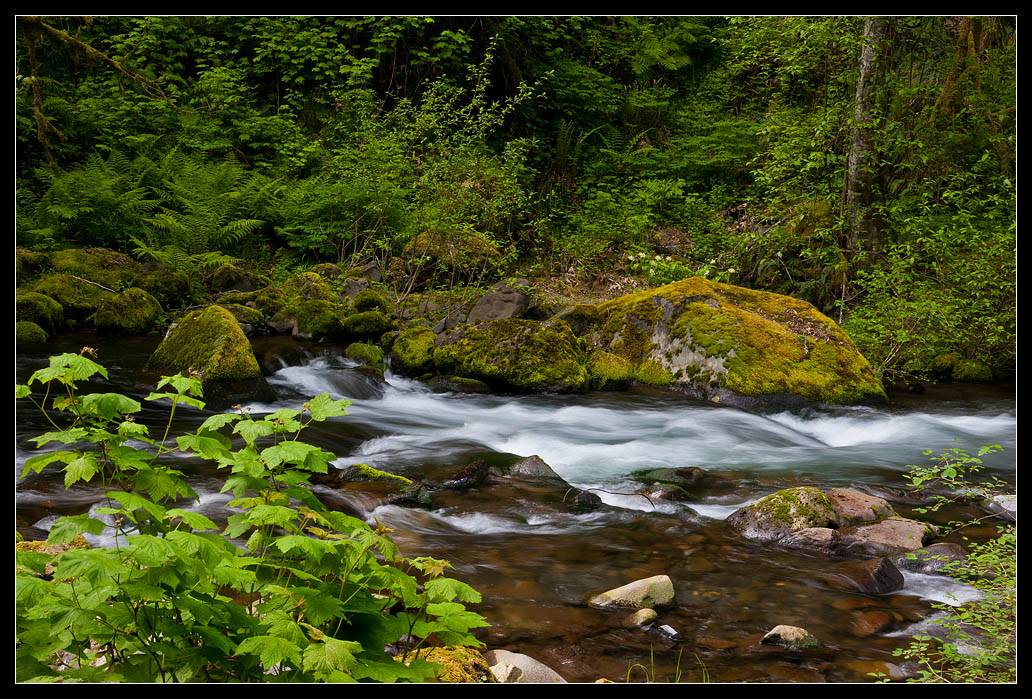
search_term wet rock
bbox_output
[419,646,495,683]
[428,375,492,394]
[466,281,531,324]
[780,527,839,555]
[835,516,939,557]
[823,557,905,595]
[595,277,886,407]
[147,305,276,409]
[489,661,525,683]
[657,624,681,641]
[726,487,838,541]
[442,460,491,490]
[849,610,893,637]
[572,489,604,510]
[843,660,907,681]
[765,661,827,682]
[587,574,675,610]
[760,625,819,650]
[483,650,566,683]
[986,493,1016,521]
[495,455,566,482]
[622,608,658,628]
[890,542,968,575]
[826,487,895,526]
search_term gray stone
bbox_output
[890,542,968,575]
[780,527,839,555]
[588,575,675,610]
[987,493,1016,521]
[466,283,531,324]
[836,516,939,557]
[622,608,658,628]
[826,487,895,526]
[824,557,905,595]
[483,650,566,683]
[726,487,839,541]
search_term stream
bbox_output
[16,334,1017,683]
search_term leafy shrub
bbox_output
[16,351,488,682]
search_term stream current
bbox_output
[16,334,1016,683]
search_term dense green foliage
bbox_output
[16,351,487,682]
[16,16,1015,378]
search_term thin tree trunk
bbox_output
[845,17,890,261]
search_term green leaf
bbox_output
[64,453,100,488]
[236,635,303,670]
[21,450,78,478]
[234,419,276,444]
[165,509,219,532]
[307,393,352,421]
[199,413,240,432]
[80,393,142,421]
[16,384,31,398]
[46,514,106,544]
[303,638,360,675]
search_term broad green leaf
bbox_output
[199,413,240,432]
[303,638,360,675]
[146,391,206,410]
[46,514,106,545]
[64,453,100,488]
[177,432,232,460]
[80,393,142,421]
[21,450,78,478]
[165,509,218,532]
[307,393,352,421]
[156,373,204,397]
[234,419,276,445]
[16,384,31,398]
[236,635,303,670]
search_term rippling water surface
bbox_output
[16,335,1016,682]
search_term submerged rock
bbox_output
[147,305,275,408]
[595,277,886,407]
[890,542,968,575]
[823,557,905,595]
[826,487,895,526]
[483,650,566,683]
[835,516,939,557]
[760,625,819,650]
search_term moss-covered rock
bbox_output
[390,327,437,375]
[221,303,266,327]
[280,271,336,302]
[148,305,275,408]
[434,319,590,393]
[131,267,201,309]
[596,277,885,407]
[92,287,164,335]
[16,249,50,286]
[208,263,270,293]
[417,646,495,683]
[399,229,502,288]
[586,350,635,389]
[341,310,396,338]
[952,359,992,382]
[49,248,141,290]
[292,299,345,341]
[345,342,385,370]
[352,288,389,313]
[552,303,603,337]
[309,262,341,279]
[16,289,64,333]
[726,486,839,541]
[33,273,117,326]
[16,321,49,344]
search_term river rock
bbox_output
[780,527,839,555]
[889,542,968,575]
[826,487,895,526]
[986,493,1016,521]
[823,557,905,595]
[594,277,886,408]
[466,281,531,324]
[835,516,939,557]
[147,304,276,409]
[483,650,566,683]
[587,574,675,610]
[726,487,839,541]
[849,610,893,637]
[433,318,590,393]
[496,455,567,482]
[760,625,819,650]
[622,608,658,628]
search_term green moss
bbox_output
[341,310,395,337]
[280,271,336,302]
[597,277,885,404]
[309,263,341,279]
[16,249,49,286]
[209,264,269,293]
[391,327,437,375]
[149,305,262,382]
[16,290,64,332]
[346,342,385,369]
[952,359,992,382]
[346,463,413,486]
[92,287,164,335]
[352,288,389,313]
[293,299,345,340]
[16,321,49,344]
[587,350,634,388]
[754,487,837,529]
[131,267,200,309]
[49,248,141,290]
[221,303,265,327]
[433,319,589,392]
[33,273,117,326]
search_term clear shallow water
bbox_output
[16,337,1016,682]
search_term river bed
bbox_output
[15,334,1016,683]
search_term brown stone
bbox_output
[826,487,895,526]
[849,610,893,637]
[823,557,905,595]
[836,516,939,557]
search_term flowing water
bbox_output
[16,334,1016,683]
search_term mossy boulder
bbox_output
[148,305,275,409]
[16,249,49,286]
[434,319,590,393]
[417,646,495,683]
[131,267,200,309]
[587,350,635,389]
[341,310,396,338]
[552,303,603,337]
[280,271,336,302]
[352,288,389,313]
[951,359,992,382]
[596,277,885,407]
[33,273,117,326]
[399,229,502,288]
[390,327,437,375]
[16,289,65,333]
[293,299,345,341]
[345,342,385,371]
[208,263,270,293]
[48,248,141,290]
[16,321,49,344]
[92,287,164,335]
[726,486,839,541]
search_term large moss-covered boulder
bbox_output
[16,249,49,286]
[397,229,502,288]
[434,319,590,393]
[16,321,48,344]
[148,305,275,408]
[596,277,885,407]
[92,287,164,335]
[131,266,200,309]
[390,326,437,375]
